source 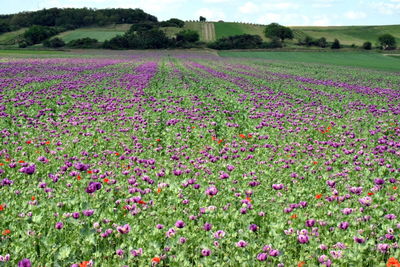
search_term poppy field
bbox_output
[0,52,399,266]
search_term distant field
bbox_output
[214,22,266,41]
[0,28,26,45]
[219,51,400,72]
[292,25,400,45]
[55,24,131,42]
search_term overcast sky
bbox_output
[2,0,400,26]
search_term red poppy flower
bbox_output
[87,170,93,174]
[115,153,120,156]
[315,194,322,199]
[298,261,305,267]
[152,257,161,263]
[77,175,82,180]
[248,134,252,138]
[31,196,35,201]
[368,192,374,196]
[239,134,246,139]
[138,200,146,205]
[387,257,400,267]
[0,205,4,211]
[157,188,162,193]
[18,160,25,163]
[79,261,90,267]
[103,178,109,183]
[45,141,50,145]
[218,139,223,144]
[156,139,161,142]
[393,186,398,190]
[26,140,32,144]
[291,214,298,219]
[313,161,318,165]
[2,229,10,235]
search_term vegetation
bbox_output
[67,38,98,48]
[20,25,63,46]
[378,33,397,50]
[214,22,267,41]
[331,38,341,49]
[362,41,372,50]
[208,34,263,50]
[199,16,206,22]
[160,18,185,28]
[264,23,293,42]
[218,51,400,71]
[43,37,65,48]
[176,30,199,47]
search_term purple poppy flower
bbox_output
[359,197,372,206]
[384,214,397,220]
[269,249,280,257]
[82,210,94,216]
[205,186,218,196]
[272,184,284,190]
[116,249,124,256]
[249,224,258,232]
[74,162,89,171]
[338,221,349,230]
[353,236,365,243]
[377,244,389,253]
[203,223,212,231]
[257,253,268,261]
[72,212,80,219]
[130,248,143,257]
[374,178,385,185]
[18,258,31,267]
[117,224,131,234]
[201,249,211,256]
[55,222,64,229]
[298,234,309,244]
[305,219,315,227]
[214,230,225,239]
[236,240,248,247]
[19,164,36,175]
[175,220,185,228]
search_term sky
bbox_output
[1,0,400,26]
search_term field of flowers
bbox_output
[0,52,399,266]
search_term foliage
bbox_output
[362,41,372,50]
[378,34,397,50]
[66,38,98,48]
[176,30,200,45]
[208,34,263,50]
[264,23,293,42]
[331,38,341,49]
[43,37,65,48]
[160,18,185,28]
[0,22,11,34]
[199,16,206,22]
[316,37,328,48]
[22,25,63,45]
[105,29,171,49]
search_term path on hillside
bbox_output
[203,22,216,42]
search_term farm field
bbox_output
[54,24,131,43]
[0,51,399,266]
[219,51,400,72]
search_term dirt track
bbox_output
[203,22,216,42]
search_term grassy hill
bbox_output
[55,24,131,42]
[1,21,399,47]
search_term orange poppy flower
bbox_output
[315,194,322,199]
[157,188,162,193]
[246,197,252,202]
[115,153,120,156]
[312,161,318,165]
[393,186,398,190]
[291,214,298,219]
[0,204,4,211]
[0,163,3,166]
[103,178,109,183]
[218,139,223,144]
[152,257,161,263]
[45,141,50,145]
[18,160,25,163]
[2,229,10,235]
[77,175,82,180]
[387,257,400,267]
[138,200,146,205]
[31,196,36,201]
[79,261,90,267]
[248,134,252,138]
[239,134,246,139]
[298,261,305,267]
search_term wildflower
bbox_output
[203,223,212,231]
[338,221,349,230]
[272,184,284,190]
[151,257,161,263]
[18,258,31,267]
[131,248,143,257]
[315,194,322,199]
[214,230,225,239]
[175,220,185,228]
[19,164,36,175]
[249,224,258,232]
[55,222,64,229]
[236,240,248,247]
[298,234,309,244]
[2,229,11,235]
[387,257,400,267]
[201,249,211,256]
[257,253,268,261]
[298,261,306,267]
[0,204,4,211]
[117,224,131,234]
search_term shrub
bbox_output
[67,38,98,48]
[362,41,372,50]
[331,39,341,49]
[43,37,65,48]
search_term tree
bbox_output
[176,30,199,43]
[199,16,206,22]
[67,38,98,48]
[208,34,263,50]
[362,41,372,50]
[264,23,293,42]
[23,25,61,45]
[317,37,327,48]
[160,18,184,28]
[43,37,65,48]
[378,34,396,50]
[0,22,10,34]
[331,39,341,49]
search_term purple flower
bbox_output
[257,253,268,261]
[130,248,143,257]
[117,224,131,234]
[74,162,89,171]
[358,197,372,206]
[203,223,212,231]
[116,249,124,256]
[353,236,365,243]
[201,249,211,256]
[166,228,176,238]
[72,212,80,219]
[179,237,187,244]
[82,210,94,216]
[175,220,185,228]
[269,249,280,257]
[298,234,309,244]
[272,184,284,190]
[374,178,385,185]
[384,214,397,220]
[305,219,315,227]
[342,208,353,215]
[205,186,218,196]
[330,250,343,259]
[19,164,36,175]
[338,221,349,230]
[377,243,389,253]
[156,224,164,229]
[55,222,64,229]
[249,224,258,232]
[18,258,31,267]
[214,230,225,239]
[236,240,248,247]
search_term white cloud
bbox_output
[371,1,400,14]
[263,2,300,9]
[203,0,231,2]
[345,11,367,19]
[195,8,226,21]
[238,2,258,14]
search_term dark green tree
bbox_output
[362,41,372,50]
[317,37,327,48]
[378,34,396,50]
[264,23,293,42]
[43,37,65,48]
[199,16,206,22]
[176,30,199,43]
[331,38,341,49]
[160,18,185,28]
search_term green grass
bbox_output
[0,28,27,45]
[292,25,400,46]
[55,24,131,42]
[0,49,66,55]
[218,51,400,72]
[214,22,266,41]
